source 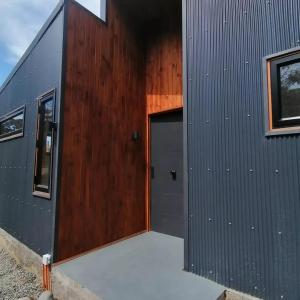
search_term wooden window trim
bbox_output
[33,89,56,199]
[264,47,300,136]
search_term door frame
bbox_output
[146,107,183,232]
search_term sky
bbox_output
[0,0,101,86]
[0,0,59,85]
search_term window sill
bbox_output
[265,126,300,137]
[33,191,51,200]
[0,132,24,142]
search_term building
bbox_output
[0,0,299,299]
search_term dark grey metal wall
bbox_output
[0,7,64,256]
[186,1,300,299]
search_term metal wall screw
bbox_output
[228,222,232,225]
[209,218,212,222]
[249,169,253,173]
[226,168,230,172]
[251,226,255,230]
[275,169,279,173]
[278,231,282,235]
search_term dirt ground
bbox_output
[0,249,42,300]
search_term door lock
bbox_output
[170,170,177,180]
[151,166,155,179]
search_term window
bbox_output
[33,90,56,199]
[0,106,25,142]
[100,0,106,21]
[75,0,106,21]
[265,49,300,134]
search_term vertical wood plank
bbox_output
[57,0,147,261]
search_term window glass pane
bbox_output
[0,110,24,140]
[74,0,106,21]
[280,62,300,119]
[36,99,53,190]
[100,0,106,21]
[76,0,101,18]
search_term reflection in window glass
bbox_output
[0,108,24,141]
[34,92,55,197]
[280,62,300,119]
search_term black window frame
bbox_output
[0,106,25,142]
[270,51,300,128]
[33,89,56,199]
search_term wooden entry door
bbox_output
[150,111,183,238]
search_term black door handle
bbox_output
[170,170,177,180]
[151,166,155,179]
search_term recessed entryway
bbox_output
[150,110,184,238]
[55,232,225,300]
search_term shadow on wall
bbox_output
[146,17,183,114]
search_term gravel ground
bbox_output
[0,249,42,300]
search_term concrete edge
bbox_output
[52,268,102,300]
[0,227,42,277]
[0,228,260,300]
[225,289,262,300]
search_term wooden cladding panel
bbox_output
[145,14,183,230]
[146,19,183,115]
[56,0,146,261]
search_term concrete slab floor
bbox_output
[55,232,225,300]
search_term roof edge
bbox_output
[0,0,66,95]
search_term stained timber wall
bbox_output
[55,0,147,261]
[146,6,183,114]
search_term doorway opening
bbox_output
[54,0,184,263]
[115,0,184,247]
[150,110,184,238]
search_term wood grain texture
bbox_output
[146,16,183,115]
[56,0,146,261]
[145,11,183,230]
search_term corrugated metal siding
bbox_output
[186,1,300,299]
[0,10,64,256]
